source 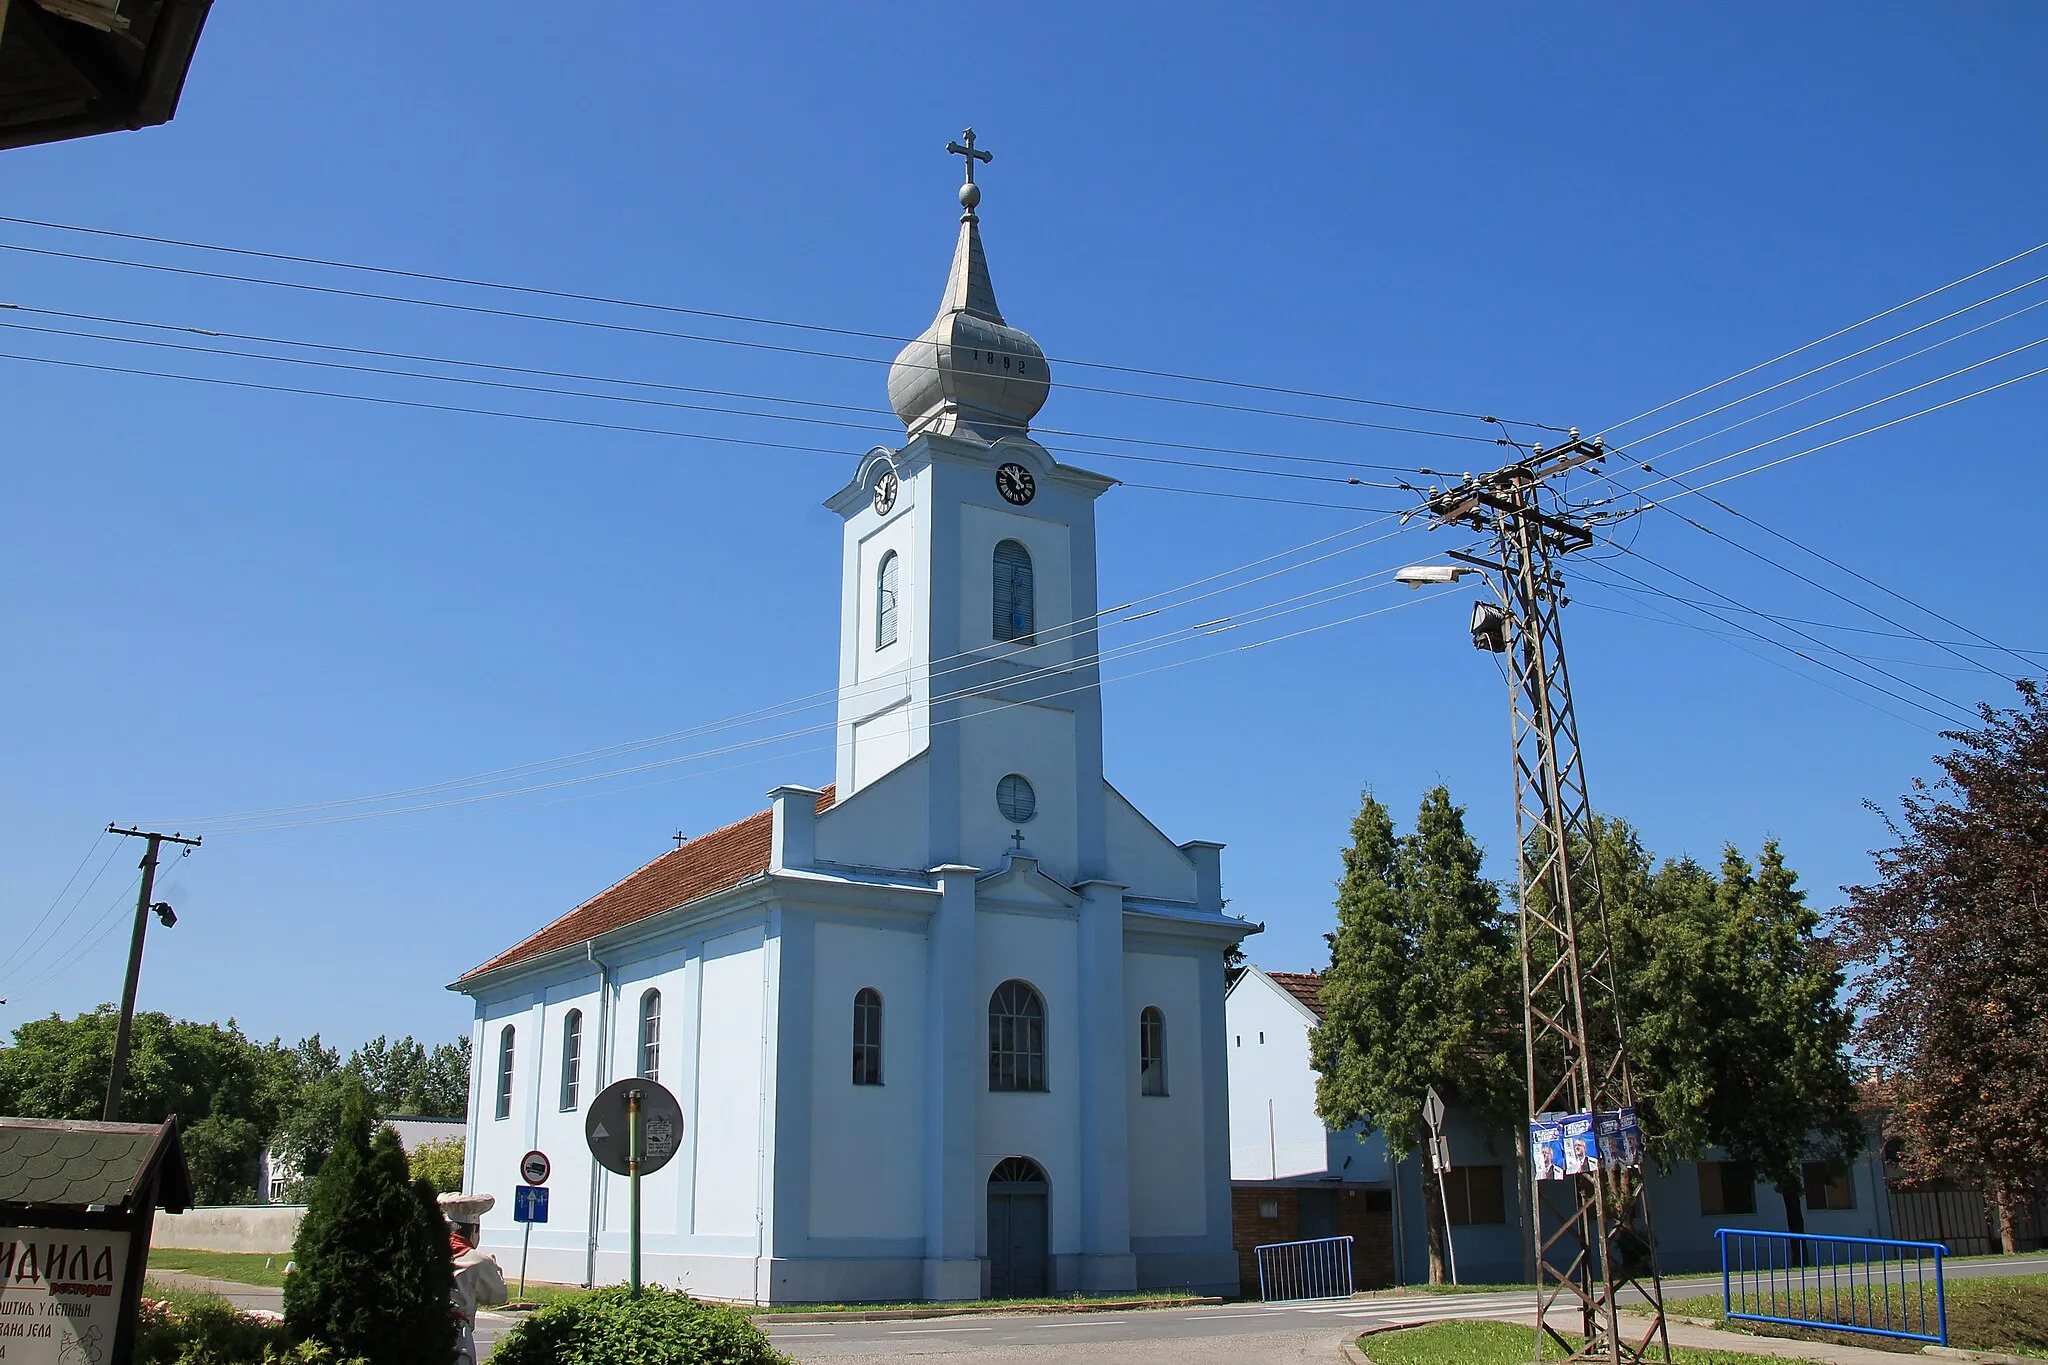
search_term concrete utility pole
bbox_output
[103,824,201,1121]
[1420,434,1670,1364]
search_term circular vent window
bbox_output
[996,774,1037,824]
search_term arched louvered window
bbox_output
[560,1009,583,1111]
[1139,1006,1167,1096]
[639,989,662,1081]
[876,551,900,649]
[989,979,1047,1092]
[992,539,1035,644]
[495,1024,515,1120]
[852,987,883,1085]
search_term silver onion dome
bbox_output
[887,136,1051,442]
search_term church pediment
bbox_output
[973,854,1080,910]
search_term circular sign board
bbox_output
[584,1077,684,1177]
[520,1149,551,1186]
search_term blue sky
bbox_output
[2,2,2043,1053]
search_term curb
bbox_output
[1922,1349,2040,1365]
[759,1295,1223,1324]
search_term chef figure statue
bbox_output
[439,1192,509,1365]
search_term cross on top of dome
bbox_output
[885,129,1052,442]
[947,128,992,212]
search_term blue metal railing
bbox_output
[1255,1235,1355,1302]
[1717,1228,1947,1345]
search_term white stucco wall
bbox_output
[814,755,931,873]
[960,702,1077,881]
[1103,785,1198,903]
[1225,970,1329,1180]
[693,925,767,1238]
[958,502,1071,656]
[807,920,926,1238]
[974,907,1081,1258]
[1126,950,1207,1236]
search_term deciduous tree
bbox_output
[1839,681,2048,1253]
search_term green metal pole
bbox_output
[628,1089,643,1298]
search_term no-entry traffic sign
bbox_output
[520,1150,551,1186]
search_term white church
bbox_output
[453,137,1255,1304]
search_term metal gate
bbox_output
[1255,1235,1355,1302]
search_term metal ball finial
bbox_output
[959,181,982,209]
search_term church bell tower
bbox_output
[824,131,1117,885]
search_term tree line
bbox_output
[1310,681,2048,1278]
[0,1005,470,1204]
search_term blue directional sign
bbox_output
[513,1185,549,1224]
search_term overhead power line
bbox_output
[1599,237,2048,436]
[0,303,1438,478]
[202,565,1452,838]
[0,239,1511,445]
[1590,462,2030,681]
[0,348,1414,513]
[1592,549,1978,727]
[0,315,1421,492]
[1614,295,2048,467]
[0,213,1566,430]
[163,515,1434,829]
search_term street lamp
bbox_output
[1393,564,1483,588]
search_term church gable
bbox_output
[974,853,1081,911]
[461,785,836,980]
[1103,782,1199,903]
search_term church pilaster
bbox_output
[1074,878,1137,1291]
[922,863,982,1299]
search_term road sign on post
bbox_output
[1421,1086,1459,1285]
[513,1186,549,1223]
[511,1185,548,1300]
[585,1077,683,1300]
[520,1150,551,1186]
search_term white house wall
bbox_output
[1225,973,1329,1180]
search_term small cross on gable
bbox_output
[1011,829,1026,853]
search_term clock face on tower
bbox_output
[996,463,1036,506]
[872,471,899,515]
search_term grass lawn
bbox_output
[145,1248,291,1288]
[1359,1320,1790,1364]
[1658,1272,2048,1359]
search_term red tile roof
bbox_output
[460,786,835,981]
[1265,970,1325,1019]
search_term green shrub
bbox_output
[409,1135,466,1194]
[489,1285,790,1365]
[281,1082,455,1364]
[136,1287,368,1364]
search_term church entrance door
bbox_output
[987,1157,1050,1298]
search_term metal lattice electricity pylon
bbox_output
[1429,435,1670,1364]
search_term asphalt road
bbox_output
[168,1251,2048,1361]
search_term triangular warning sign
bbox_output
[592,1121,610,1142]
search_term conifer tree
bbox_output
[283,1082,456,1363]
[1624,841,1861,1236]
[1313,786,1520,1283]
